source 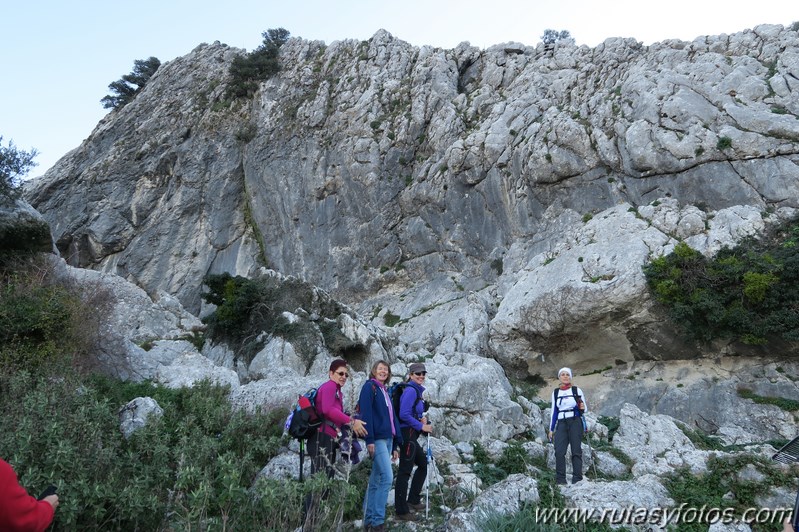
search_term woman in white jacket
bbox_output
[547,367,587,485]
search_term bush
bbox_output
[0,371,296,530]
[0,255,109,373]
[227,28,290,99]
[0,136,37,198]
[496,441,530,475]
[664,455,797,531]
[541,29,574,46]
[201,272,350,363]
[100,57,161,110]
[642,221,799,344]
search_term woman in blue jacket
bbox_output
[358,360,402,532]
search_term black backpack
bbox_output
[388,381,423,420]
[285,387,323,440]
[552,385,583,417]
[553,385,588,433]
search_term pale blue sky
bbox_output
[2,0,796,176]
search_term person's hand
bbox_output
[392,450,399,462]
[547,430,553,442]
[422,423,433,434]
[367,444,375,458]
[351,418,367,437]
[783,517,795,532]
[579,402,585,411]
[421,416,427,424]
[43,494,58,510]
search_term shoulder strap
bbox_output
[402,382,423,418]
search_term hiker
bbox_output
[395,362,433,522]
[0,458,59,532]
[307,359,367,479]
[548,367,588,485]
[304,359,367,527]
[358,360,402,532]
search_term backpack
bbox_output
[552,385,583,415]
[285,387,323,440]
[388,381,423,420]
[553,385,587,432]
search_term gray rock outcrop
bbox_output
[24,25,799,382]
[0,196,53,253]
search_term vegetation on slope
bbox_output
[643,219,799,345]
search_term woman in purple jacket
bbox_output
[358,360,402,532]
[394,362,433,521]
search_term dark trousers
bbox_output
[395,428,427,515]
[306,429,337,478]
[554,416,583,484]
[303,430,338,524]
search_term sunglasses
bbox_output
[413,371,427,376]
[335,371,349,378]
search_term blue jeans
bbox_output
[363,438,393,526]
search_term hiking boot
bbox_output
[395,512,417,522]
[408,502,425,511]
[371,525,385,532]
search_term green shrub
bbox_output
[227,28,290,99]
[677,422,725,450]
[664,455,797,531]
[0,256,109,373]
[737,388,799,411]
[716,136,733,150]
[383,311,401,327]
[642,221,799,344]
[0,136,38,199]
[201,272,350,363]
[496,441,530,475]
[0,371,298,530]
[597,416,620,441]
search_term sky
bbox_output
[2,0,797,177]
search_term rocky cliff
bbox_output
[25,25,799,381]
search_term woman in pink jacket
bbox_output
[307,359,367,478]
[304,359,367,527]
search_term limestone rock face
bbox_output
[25,26,799,383]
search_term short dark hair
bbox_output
[329,359,348,373]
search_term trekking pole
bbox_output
[584,431,598,479]
[426,433,432,520]
[299,439,304,482]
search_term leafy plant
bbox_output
[227,28,290,99]
[0,255,110,373]
[642,221,799,345]
[716,136,733,150]
[0,369,298,530]
[201,272,350,363]
[541,29,573,46]
[664,455,796,531]
[0,136,38,198]
[496,441,530,475]
[101,57,161,110]
[383,311,401,327]
[737,388,799,411]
